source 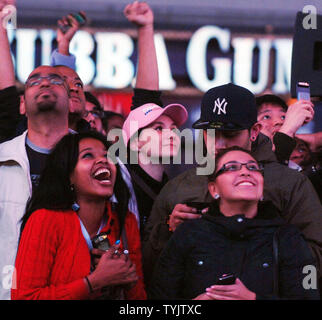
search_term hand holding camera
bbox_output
[279,100,314,138]
[87,242,138,293]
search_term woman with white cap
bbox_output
[123,2,188,236]
[122,102,188,235]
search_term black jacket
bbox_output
[143,134,322,286]
[150,201,319,300]
[0,86,21,143]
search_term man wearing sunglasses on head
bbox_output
[143,83,322,293]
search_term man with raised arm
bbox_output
[0,65,70,299]
[143,84,322,294]
[0,1,72,300]
[0,0,20,143]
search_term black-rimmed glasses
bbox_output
[214,161,263,179]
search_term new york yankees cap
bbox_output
[192,83,257,131]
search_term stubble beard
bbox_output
[36,100,56,112]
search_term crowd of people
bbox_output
[0,0,321,300]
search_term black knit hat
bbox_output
[192,83,257,131]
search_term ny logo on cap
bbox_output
[213,98,227,115]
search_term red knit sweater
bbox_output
[12,204,146,300]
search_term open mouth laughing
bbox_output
[92,167,112,185]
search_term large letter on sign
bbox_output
[94,32,134,89]
[186,25,231,92]
[70,31,95,85]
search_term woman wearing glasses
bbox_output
[149,146,319,300]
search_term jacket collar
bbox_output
[203,200,285,239]
[251,133,277,163]
[0,131,32,192]
[0,131,29,166]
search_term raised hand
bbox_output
[279,100,314,138]
[0,0,15,89]
[124,1,154,28]
[0,0,15,26]
[56,12,87,55]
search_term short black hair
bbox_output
[103,111,124,121]
[85,91,103,112]
[102,111,124,133]
[255,94,288,112]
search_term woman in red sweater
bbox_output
[12,131,146,300]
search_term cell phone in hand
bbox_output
[296,82,310,101]
[215,273,236,285]
[185,202,210,214]
[59,12,87,34]
[92,232,110,251]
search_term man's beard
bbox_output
[36,100,57,112]
[35,92,57,112]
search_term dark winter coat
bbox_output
[150,201,319,300]
[143,134,322,288]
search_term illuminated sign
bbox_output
[8,25,292,94]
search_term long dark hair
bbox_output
[20,131,129,237]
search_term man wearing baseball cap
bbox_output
[193,83,258,131]
[142,83,322,292]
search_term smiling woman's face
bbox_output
[208,150,264,203]
[70,138,116,201]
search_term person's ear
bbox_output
[20,95,26,115]
[208,181,219,200]
[250,122,262,141]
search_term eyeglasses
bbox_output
[214,161,263,179]
[84,110,103,118]
[25,75,65,87]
